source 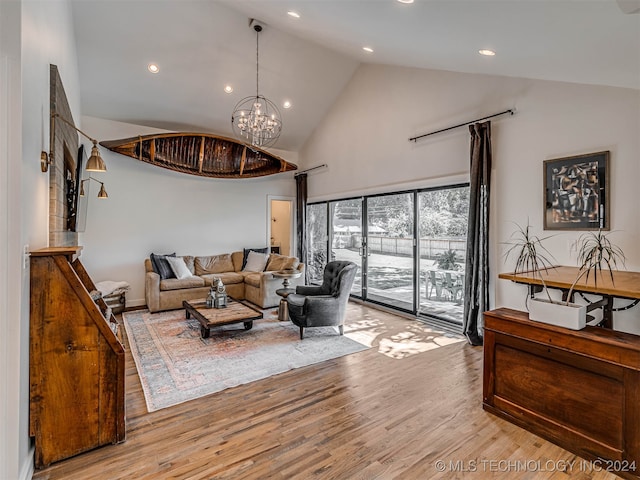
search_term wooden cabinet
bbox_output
[483,308,640,479]
[29,247,125,468]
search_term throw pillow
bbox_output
[194,254,235,275]
[150,252,176,280]
[265,253,299,272]
[242,250,269,272]
[166,256,193,280]
[242,247,269,269]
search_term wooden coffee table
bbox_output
[183,298,263,339]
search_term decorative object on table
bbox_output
[543,151,609,231]
[525,292,588,330]
[100,132,296,179]
[213,277,228,308]
[503,221,557,304]
[206,286,214,308]
[503,221,587,329]
[122,308,368,412]
[499,265,640,330]
[503,223,626,330]
[287,261,357,339]
[230,20,282,148]
[272,268,303,321]
[564,229,626,303]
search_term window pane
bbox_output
[366,194,414,311]
[330,199,362,296]
[307,204,328,284]
[418,186,469,324]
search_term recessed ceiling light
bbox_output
[363,46,374,53]
[283,101,292,109]
[479,49,496,56]
[287,11,300,18]
[224,85,233,94]
[147,63,160,74]
[397,0,414,3]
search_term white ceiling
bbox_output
[71,0,640,151]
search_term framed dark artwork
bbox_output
[544,151,609,230]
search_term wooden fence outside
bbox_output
[346,234,466,260]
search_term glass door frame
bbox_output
[363,191,417,314]
[306,182,469,326]
[329,196,365,300]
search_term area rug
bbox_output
[123,308,369,412]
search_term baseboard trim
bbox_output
[19,447,34,480]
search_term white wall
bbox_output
[1,2,24,478]
[1,1,82,479]
[79,116,298,307]
[301,63,640,333]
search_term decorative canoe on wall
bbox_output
[100,133,297,178]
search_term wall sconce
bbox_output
[41,113,107,173]
[79,177,108,199]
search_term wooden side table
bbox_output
[272,270,302,321]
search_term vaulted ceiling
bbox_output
[72,0,640,151]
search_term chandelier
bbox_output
[231,21,282,148]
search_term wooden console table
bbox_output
[499,266,640,328]
[483,308,640,479]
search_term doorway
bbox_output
[269,198,293,256]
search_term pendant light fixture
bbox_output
[231,20,282,148]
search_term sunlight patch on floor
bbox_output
[344,316,464,358]
[378,331,464,359]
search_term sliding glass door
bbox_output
[306,184,468,328]
[365,193,414,311]
[417,186,469,324]
[330,198,363,297]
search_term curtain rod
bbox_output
[294,164,327,176]
[409,108,515,143]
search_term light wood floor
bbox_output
[33,303,617,480]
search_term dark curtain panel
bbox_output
[463,121,492,346]
[295,173,308,281]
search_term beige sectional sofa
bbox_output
[144,251,305,313]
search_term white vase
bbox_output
[528,297,587,330]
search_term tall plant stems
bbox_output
[566,230,626,304]
[503,222,557,303]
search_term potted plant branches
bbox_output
[567,229,626,299]
[502,221,565,310]
[504,223,625,330]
